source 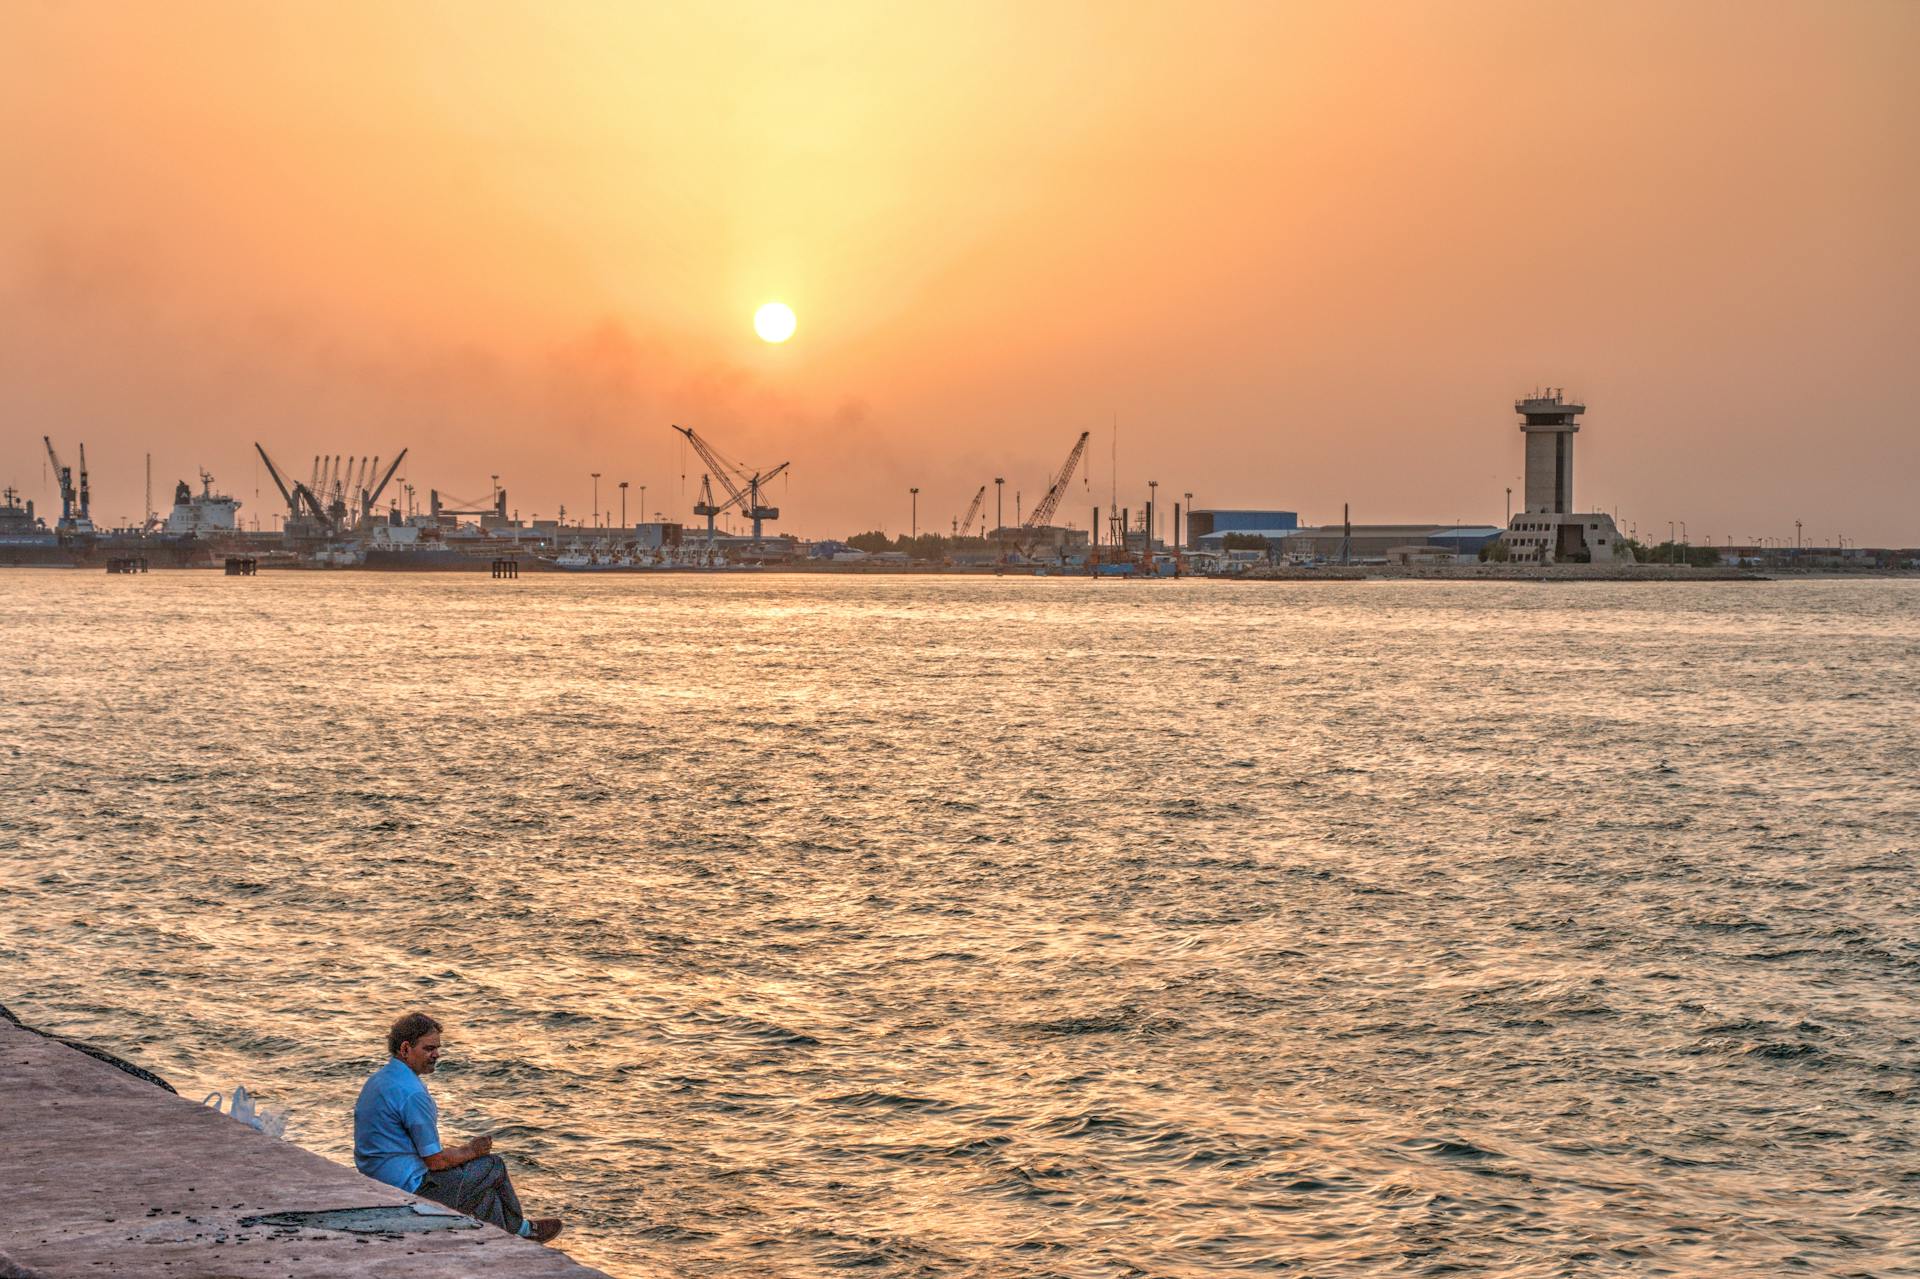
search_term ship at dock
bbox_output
[161,471,242,539]
[0,486,66,565]
[252,439,768,570]
[9,426,800,571]
[0,456,254,568]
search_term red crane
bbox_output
[953,484,986,538]
[1017,431,1089,556]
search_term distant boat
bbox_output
[539,539,744,571]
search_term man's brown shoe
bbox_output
[528,1218,564,1244]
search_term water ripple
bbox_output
[2,573,1918,1277]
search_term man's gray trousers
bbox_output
[416,1154,527,1234]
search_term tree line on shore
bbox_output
[1478,536,1724,566]
[843,530,987,560]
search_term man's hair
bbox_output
[387,1012,442,1057]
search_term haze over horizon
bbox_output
[4,1,1915,544]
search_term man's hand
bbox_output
[422,1134,496,1172]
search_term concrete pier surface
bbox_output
[0,1020,613,1278]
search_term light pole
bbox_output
[1505,487,1512,524]
[910,487,918,540]
[591,473,601,529]
[1184,491,1193,549]
[1148,480,1159,549]
[995,477,1004,562]
[619,481,629,529]
[1680,520,1688,544]
[640,485,647,525]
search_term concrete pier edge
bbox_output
[0,1017,612,1278]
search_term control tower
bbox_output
[1517,388,1583,515]
[1497,388,1632,566]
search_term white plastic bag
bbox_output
[200,1083,291,1138]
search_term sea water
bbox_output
[2,573,1916,1276]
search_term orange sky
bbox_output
[3,1,1915,543]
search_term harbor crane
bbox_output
[256,444,336,534]
[258,444,405,535]
[42,437,72,521]
[691,474,722,548]
[953,484,986,539]
[42,435,95,534]
[1016,430,1089,556]
[309,456,332,507]
[359,452,407,525]
[671,424,789,545]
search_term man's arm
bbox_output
[401,1088,491,1173]
[422,1133,493,1172]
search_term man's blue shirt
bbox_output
[353,1056,441,1192]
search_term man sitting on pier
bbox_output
[352,1012,562,1244]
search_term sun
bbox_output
[754,301,797,343]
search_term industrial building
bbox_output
[1191,507,1500,562]
[1496,391,1632,564]
[1239,524,1503,561]
[1305,524,1505,560]
[1187,509,1298,548]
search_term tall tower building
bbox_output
[1517,388,1582,515]
[1498,388,1633,566]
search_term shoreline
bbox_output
[3,560,1915,580]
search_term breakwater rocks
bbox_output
[0,1016,608,1279]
